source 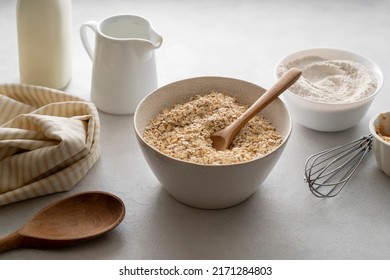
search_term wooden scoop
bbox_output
[211,68,302,151]
[0,191,125,253]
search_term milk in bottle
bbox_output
[16,0,72,89]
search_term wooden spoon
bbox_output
[211,68,302,151]
[0,191,125,253]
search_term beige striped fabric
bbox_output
[0,84,100,206]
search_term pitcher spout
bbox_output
[149,28,163,49]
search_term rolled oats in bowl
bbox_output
[143,92,282,165]
[134,76,292,208]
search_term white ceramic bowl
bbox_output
[275,48,384,132]
[134,77,292,209]
[369,111,390,176]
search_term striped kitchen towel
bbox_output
[0,84,100,206]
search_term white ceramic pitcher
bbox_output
[80,14,162,115]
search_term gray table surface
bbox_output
[0,0,389,260]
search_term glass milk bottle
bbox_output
[16,0,72,89]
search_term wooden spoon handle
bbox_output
[0,231,22,253]
[230,68,301,135]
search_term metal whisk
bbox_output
[304,134,373,198]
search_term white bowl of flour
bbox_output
[275,48,384,132]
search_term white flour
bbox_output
[277,56,378,103]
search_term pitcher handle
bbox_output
[80,20,98,61]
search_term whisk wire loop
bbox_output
[304,134,373,198]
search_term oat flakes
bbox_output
[143,92,282,164]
